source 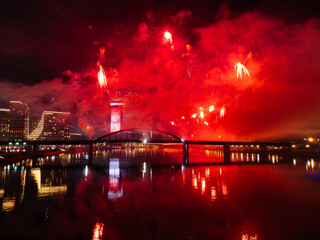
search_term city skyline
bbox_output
[0,100,72,141]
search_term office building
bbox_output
[29,111,70,140]
[31,119,40,132]
[8,101,29,141]
[0,108,10,141]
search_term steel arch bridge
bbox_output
[94,128,183,143]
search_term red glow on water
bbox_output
[92,221,104,240]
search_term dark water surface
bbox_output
[1,147,320,239]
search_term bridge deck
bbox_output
[0,139,291,146]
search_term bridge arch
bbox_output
[94,128,182,143]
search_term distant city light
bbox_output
[201,178,206,193]
[85,165,88,177]
[143,162,147,173]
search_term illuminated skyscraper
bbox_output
[29,111,70,140]
[110,102,124,132]
[0,108,10,141]
[31,119,40,132]
[8,101,29,141]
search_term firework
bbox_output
[191,114,197,118]
[220,107,225,118]
[234,62,250,79]
[186,44,191,52]
[200,111,204,119]
[164,31,173,44]
[209,105,214,112]
[97,64,107,88]
[164,31,174,50]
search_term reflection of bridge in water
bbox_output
[0,128,292,166]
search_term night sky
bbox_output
[0,0,319,139]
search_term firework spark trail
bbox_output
[164,31,174,50]
[209,105,214,112]
[164,31,172,44]
[97,65,107,88]
[234,62,250,79]
[220,107,225,118]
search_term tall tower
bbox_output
[0,108,10,141]
[110,102,124,132]
[8,101,29,141]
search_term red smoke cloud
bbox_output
[1,10,319,140]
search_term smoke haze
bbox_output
[1,7,319,140]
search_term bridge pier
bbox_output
[223,144,230,164]
[183,143,189,165]
[259,145,269,163]
[33,144,39,155]
[88,142,93,166]
[32,144,39,167]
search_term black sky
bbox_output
[0,0,319,84]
